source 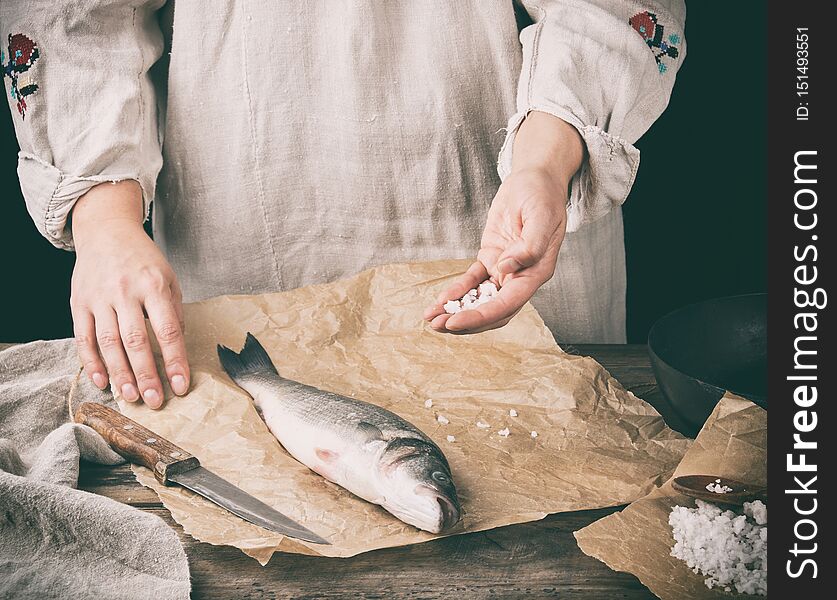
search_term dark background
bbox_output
[0,2,766,344]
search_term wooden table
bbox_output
[6,343,688,599]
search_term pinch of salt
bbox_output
[424,399,433,408]
[446,435,455,442]
[437,415,449,425]
[706,482,733,494]
[498,428,510,437]
[443,300,461,314]
[530,431,538,438]
[476,421,490,429]
[509,409,518,417]
[443,279,500,314]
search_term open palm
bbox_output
[425,167,568,333]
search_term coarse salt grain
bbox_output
[478,281,498,297]
[476,421,490,429]
[530,431,538,438]
[443,300,461,314]
[437,415,449,425]
[669,499,767,596]
[498,428,510,437]
[424,399,433,408]
[509,409,518,417]
[446,435,455,443]
[747,499,768,526]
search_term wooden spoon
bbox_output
[672,475,767,506]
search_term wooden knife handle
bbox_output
[75,402,200,485]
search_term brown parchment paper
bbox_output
[575,394,767,599]
[110,259,691,563]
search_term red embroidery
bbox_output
[2,33,41,119]
[629,11,680,73]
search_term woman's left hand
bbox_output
[424,112,584,334]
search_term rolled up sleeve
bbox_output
[499,0,687,231]
[1,0,165,250]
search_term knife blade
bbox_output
[170,467,328,543]
[74,401,329,545]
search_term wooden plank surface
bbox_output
[5,341,678,599]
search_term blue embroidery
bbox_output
[2,33,40,119]
[629,11,680,74]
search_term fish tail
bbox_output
[217,332,279,380]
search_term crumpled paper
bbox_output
[90,260,690,563]
[575,393,767,599]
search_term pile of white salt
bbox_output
[443,281,499,314]
[669,499,767,596]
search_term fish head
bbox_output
[376,437,461,534]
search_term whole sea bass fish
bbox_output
[217,333,462,533]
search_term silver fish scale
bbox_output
[249,374,433,445]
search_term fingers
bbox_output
[476,247,505,286]
[442,274,538,333]
[171,278,186,334]
[497,217,563,276]
[116,302,164,409]
[94,307,140,402]
[423,261,489,322]
[74,291,187,408]
[428,312,452,330]
[497,238,544,275]
[72,308,107,389]
[435,261,489,306]
[145,293,190,396]
[496,247,527,276]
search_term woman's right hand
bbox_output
[70,180,189,409]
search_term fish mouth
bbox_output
[414,484,461,532]
[436,494,461,531]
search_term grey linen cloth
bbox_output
[0,340,190,600]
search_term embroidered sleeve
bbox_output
[2,33,40,119]
[0,1,166,250]
[628,9,682,74]
[499,0,687,232]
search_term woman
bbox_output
[1,1,686,408]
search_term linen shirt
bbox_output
[2,1,686,342]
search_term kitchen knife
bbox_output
[75,401,329,545]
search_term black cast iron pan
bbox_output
[648,293,767,435]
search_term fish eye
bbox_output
[432,471,449,483]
